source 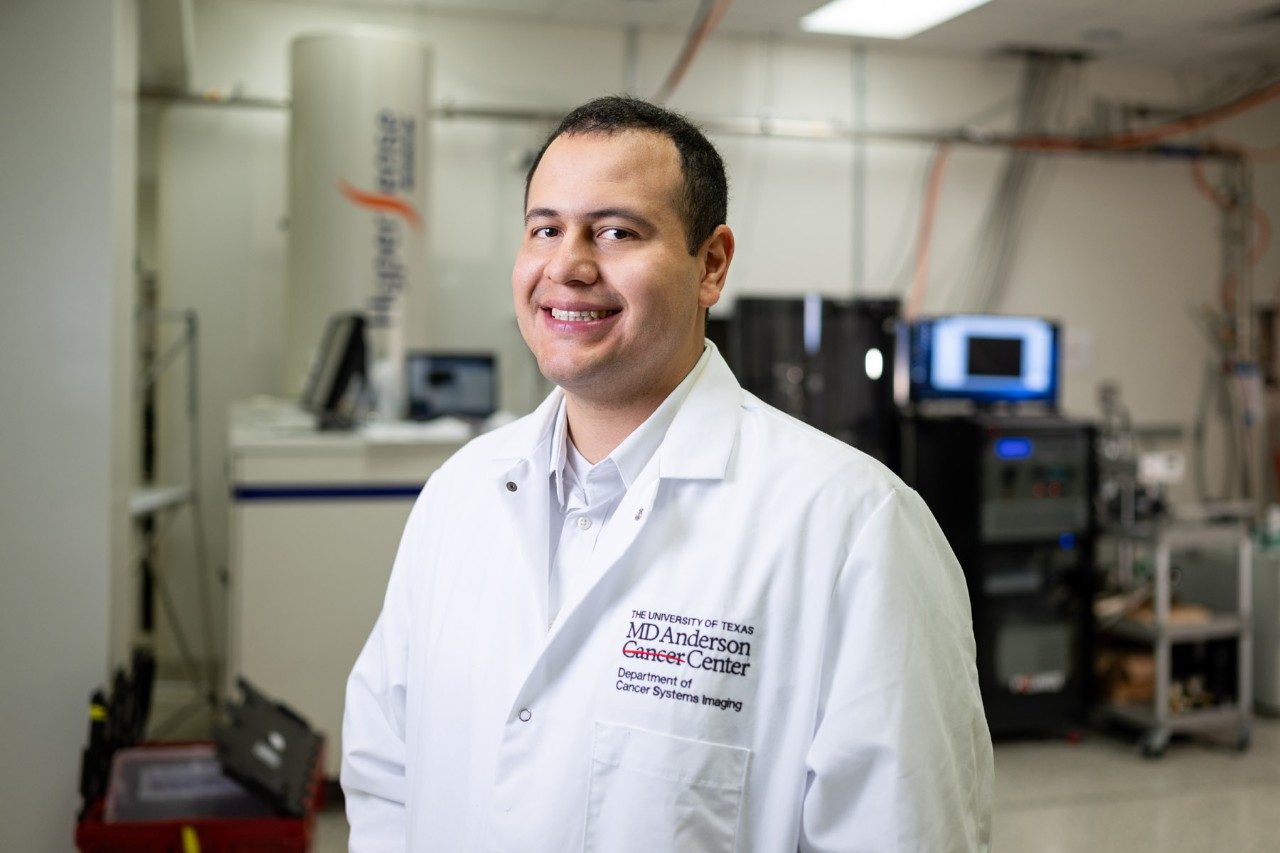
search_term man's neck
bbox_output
[564,390,668,465]
[563,350,702,464]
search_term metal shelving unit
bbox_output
[133,308,219,736]
[1100,520,1252,757]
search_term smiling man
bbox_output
[342,96,993,852]
[514,124,729,462]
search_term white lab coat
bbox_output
[342,345,993,852]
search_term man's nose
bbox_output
[545,234,599,286]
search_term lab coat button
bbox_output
[506,481,517,492]
[518,708,532,722]
[576,516,592,530]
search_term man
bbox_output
[342,96,993,851]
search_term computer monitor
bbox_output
[896,314,1059,407]
[406,352,497,420]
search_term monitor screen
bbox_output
[406,353,497,420]
[897,314,1059,406]
[967,337,1022,377]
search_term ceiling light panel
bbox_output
[800,0,996,39]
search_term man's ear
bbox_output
[698,224,734,310]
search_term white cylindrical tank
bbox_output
[286,28,431,419]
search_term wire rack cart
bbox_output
[1100,520,1252,757]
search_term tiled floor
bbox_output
[991,716,1280,852]
[314,715,1280,852]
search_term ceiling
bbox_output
[318,0,1280,64]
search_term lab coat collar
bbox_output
[489,340,742,483]
[657,341,741,481]
[488,383,564,471]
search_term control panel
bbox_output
[981,429,1091,541]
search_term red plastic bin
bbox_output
[75,741,325,853]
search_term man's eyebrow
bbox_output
[589,208,656,230]
[523,207,657,230]
[524,207,558,224]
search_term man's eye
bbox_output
[599,228,633,241]
[531,226,559,238]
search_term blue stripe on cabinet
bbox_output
[233,484,424,501]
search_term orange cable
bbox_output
[1251,206,1272,267]
[1189,161,1272,267]
[1014,79,1280,153]
[906,143,952,320]
[652,0,735,105]
[1191,159,1229,209]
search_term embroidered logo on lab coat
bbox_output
[615,608,756,713]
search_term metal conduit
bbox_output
[139,87,1246,162]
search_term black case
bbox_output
[214,678,323,817]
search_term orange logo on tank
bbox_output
[337,180,423,230]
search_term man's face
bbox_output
[513,130,726,405]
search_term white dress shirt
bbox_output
[547,345,711,624]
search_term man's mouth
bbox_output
[547,307,619,321]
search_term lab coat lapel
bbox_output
[545,466,661,640]
[591,473,661,583]
[502,347,746,707]
[544,344,744,638]
[489,389,562,636]
[657,343,742,481]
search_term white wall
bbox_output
[150,0,1279,673]
[0,0,137,849]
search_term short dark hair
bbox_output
[524,96,728,255]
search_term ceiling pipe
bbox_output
[138,87,1250,162]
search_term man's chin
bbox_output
[537,358,625,399]
[540,364,604,393]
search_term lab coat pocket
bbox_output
[584,721,750,853]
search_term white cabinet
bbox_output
[227,401,467,776]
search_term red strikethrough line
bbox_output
[622,646,684,664]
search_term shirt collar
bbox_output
[549,343,712,507]
[550,397,571,507]
[491,340,742,488]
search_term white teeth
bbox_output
[550,308,613,321]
